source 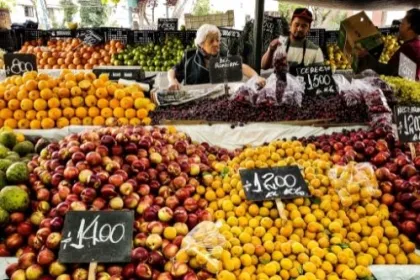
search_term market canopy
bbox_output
[279,0,420,10]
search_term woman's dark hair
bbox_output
[406,8,420,35]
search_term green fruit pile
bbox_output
[381,76,420,104]
[111,38,186,72]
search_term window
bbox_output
[24,6,34,17]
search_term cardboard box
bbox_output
[338,11,384,71]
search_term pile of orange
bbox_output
[19,38,124,70]
[0,70,155,129]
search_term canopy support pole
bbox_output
[253,0,265,74]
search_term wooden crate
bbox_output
[184,10,234,30]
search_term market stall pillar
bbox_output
[253,0,264,73]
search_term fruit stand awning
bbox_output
[278,0,420,10]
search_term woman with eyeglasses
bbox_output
[167,24,266,90]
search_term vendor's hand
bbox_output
[255,76,266,88]
[168,80,181,91]
[269,39,281,52]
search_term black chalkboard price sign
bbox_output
[296,65,337,96]
[394,106,420,143]
[239,166,310,201]
[209,55,243,84]
[398,53,417,81]
[58,211,134,263]
[4,54,37,77]
[78,30,103,46]
[158,18,178,31]
[93,66,145,81]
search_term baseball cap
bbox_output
[292,8,313,23]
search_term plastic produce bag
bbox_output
[232,74,278,107]
[256,74,278,106]
[273,36,289,79]
[281,73,304,107]
[333,75,364,106]
[328,162,381,208]
[174,221,226,274]
[370,265,420,280]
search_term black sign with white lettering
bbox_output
[219,28,242,39]
[93,66,145,81]
[158,18,178,31]
[398,53,417,81]
[262,16,275,52]
[296,65,337,96]
[239,166,310,201]
[209,55,243,84]
[77,30,103,46]
[4,54,37,77]
[58,211,134,263]
[395,106,420,143]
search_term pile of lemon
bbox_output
[196,140,420,280]
[0,71,155,129]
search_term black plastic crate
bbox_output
[185,30,196,47]
[306,28,325,48]
[0,30,17,52]
[158,31,185,45]
[379,27,398,36]
[130,30,157,45]
[49,29,76,40]
[219,28,242,55]
[14,29,49,49]
[325,30,339,46]
[104,28,130,44]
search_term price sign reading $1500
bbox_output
[296,65,337,96]
[239,166,310,201]
[4,54,37,77]
[58,211,134,263]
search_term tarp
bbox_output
[280,0,420,10]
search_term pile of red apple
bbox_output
[301,126,420,245]
[3,126,235,280]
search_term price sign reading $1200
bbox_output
[239,166,310,201]
[58,211,133,263]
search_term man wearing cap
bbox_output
[261,8,325,75]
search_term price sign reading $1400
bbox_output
[239,166,310,201]
[4,54,37,77]
[58,211,134,263]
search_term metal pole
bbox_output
[253,0,264,74]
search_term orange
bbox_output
[147,101,156,111]
[47,79,57,89]
[4,118,17,129]
[8,99,20,110]
[71,96,84,107]
[37,73,50,81]
[70,86,82,96]
[75,72,85,82]
[98,73,109,82]
[134,98,150,109]
[30,119,41,129]
[93,116,105,126]
[129,117,141,126]
[64,73,76,81]
[142,117,152,125]
[109,99,120,109]
[48,108,62,120]
[79,80,92,90]
[56,117,70,128]
[120,96,133,109]
[84,73,96,81]
[75,107,88,119]
[26,110,37,121]
[137,108,148,119]
[92,79,105,88]
[65,81,77,89]
[17,90,28,101]
[113,107,125,118]
[48,97,60,109]
[36,111,48,121]
[63,107,75,119]
[60,98,71,108]
[29,90,40,100]
[40,88,53,100]
[118,117,129,126]
[70,117,82,125]
[106,84,117,95]
[24,79,38,91]
[0,85,5,98]
[41,118,55,129]
[131,91,144,99]
[34,99,47,111]
[125,108,136,119]
[97,99,109,109]
[87,107,100,118]
[13,76,23,86]
[114,89,126,100]
[85,95,97,107]
[101,108,113,118]
[17,119,30,129]
[4,89,17,101]
[83,117,93,126]
[38,80,49,90]
[95,87,108,99]
[20,98,33,111]
[13,110,25,120]
[58,88,70,98]
[0,100,5,109]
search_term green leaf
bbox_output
[221,167,229,178]
[339,243,350,249]
[310,197,321,204]
[297,265,303,275]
